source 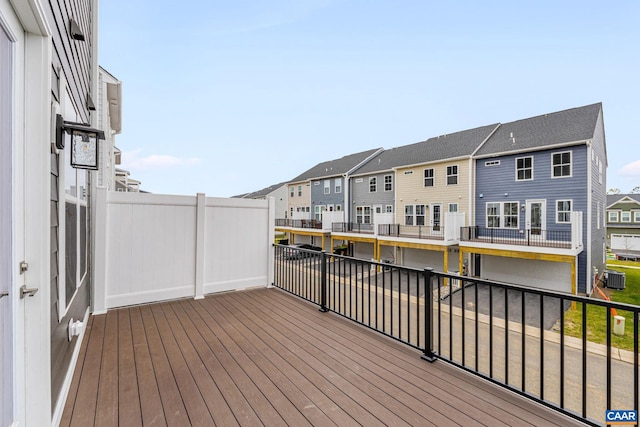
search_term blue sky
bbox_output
[99,1,640,197]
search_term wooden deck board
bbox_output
[62,288,586,426]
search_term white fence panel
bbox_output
[94,189,273,312]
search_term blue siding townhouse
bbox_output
[460,103,607,294]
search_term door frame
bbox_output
[2,2,53,425]
[430,203,442,231]
[526,199,546,236]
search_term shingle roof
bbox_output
[239,181,289,199]
[607,194,640,207]
[474,103,602,157]
[353,124,499,175]
[289,148,382,182]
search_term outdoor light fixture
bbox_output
[521,204,526,211]
[55,114,105,170]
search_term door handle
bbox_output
[0,290,7,299]
[20,285,38,299]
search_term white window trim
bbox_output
[369,177,377,193]
[551,151,572,178]
[446,165,458,185]
[384,174,393,192]
[556,199,572,224]
[608,211,619,223]
[385,205,393,213]
[448,203,458,213]
[486,201,519,229]
[323,180,330,195]
[515,156,533,181]
[634,211,640,222]
[621,211,632,223]
[334,178,341,194]
[424,168,434,187]
[356,205,372,224]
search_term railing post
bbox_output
[319,250,329,312]
[422,268,437,362]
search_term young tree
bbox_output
[631,186,640,194]
[607,188,621,194]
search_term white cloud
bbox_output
[619,160,640,177]
[121,149,202,171]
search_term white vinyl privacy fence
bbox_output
[93,189,274,313]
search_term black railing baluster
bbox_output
[319,251,328,312]
[582,302,587,419]
[607,307,612,416]
[522,290,526,392]
[462,277,466,365]
[422,268,436,362]
[540,295,544,401]
[505,287,509,385]
[475,281,479,373]
[560,297,565,409]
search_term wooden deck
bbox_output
[60,287,586,426]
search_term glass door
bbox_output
[526,200,546,236]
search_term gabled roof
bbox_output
[353,124,499,175]
[607,194,640,208]
[288,148,382,183]
[238,181,289,199]
[474,103,602,157]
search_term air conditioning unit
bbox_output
[605,270,626,290]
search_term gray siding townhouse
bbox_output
[237,181,290,220]
[607,194,640,258]
[463,103,607,295]
[278,148,382,250]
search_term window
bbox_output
[448,203,458,213]
[314,205,326,221]
[298,185,302,197]
[447,165,458,185]
[487,202,519,228]
[424,169,434,187]
[598,160,603,184]
[634,211,640,222]
[324,180,330,195]
[621,211,632,222]
[556,200,572,223]
[503,202,518,228]
[290,207,293,217]
[404,205,414,225]
[369,177,377,192]
[334,178,341,193]
[290,187,294,197]
[487,203,500,228]
[404,204,425,226]
[608,211,619,222]
[336,204,342,211]
[385,205,393,213]
[485,160,500,167]
[552,151,572,177]
[356,206,371,224]
[516,156,533,181]
[384,174,392,191]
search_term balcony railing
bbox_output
[332,222,375,234]
[460,226,573,249]
[273,244,639,426]
[378,224,445,240]
[274,218,323,229]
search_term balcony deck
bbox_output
[60,288,584,426]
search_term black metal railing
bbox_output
[332,222,375,234]
[460,226,573,248]
[274,219,323,229]
[273,244,639,426]
[378,224,444,240]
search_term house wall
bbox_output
[589,109,608,289]
[46,0,98,418]
[94,191,273,310]
[288,182,311,218]
[268,185,289,220]
[311,177,345,215]
[395,159,471,225]
[475,146,589,292]
[350,172,395,222]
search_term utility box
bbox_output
[605,270,626,290]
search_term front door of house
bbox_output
[0,20,13,426]
[526,200,546,236]
[431,204,442,231]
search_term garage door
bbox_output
[482,256,572,293]
[611,234,640,252]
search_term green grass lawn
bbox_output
[564,260,640,351]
